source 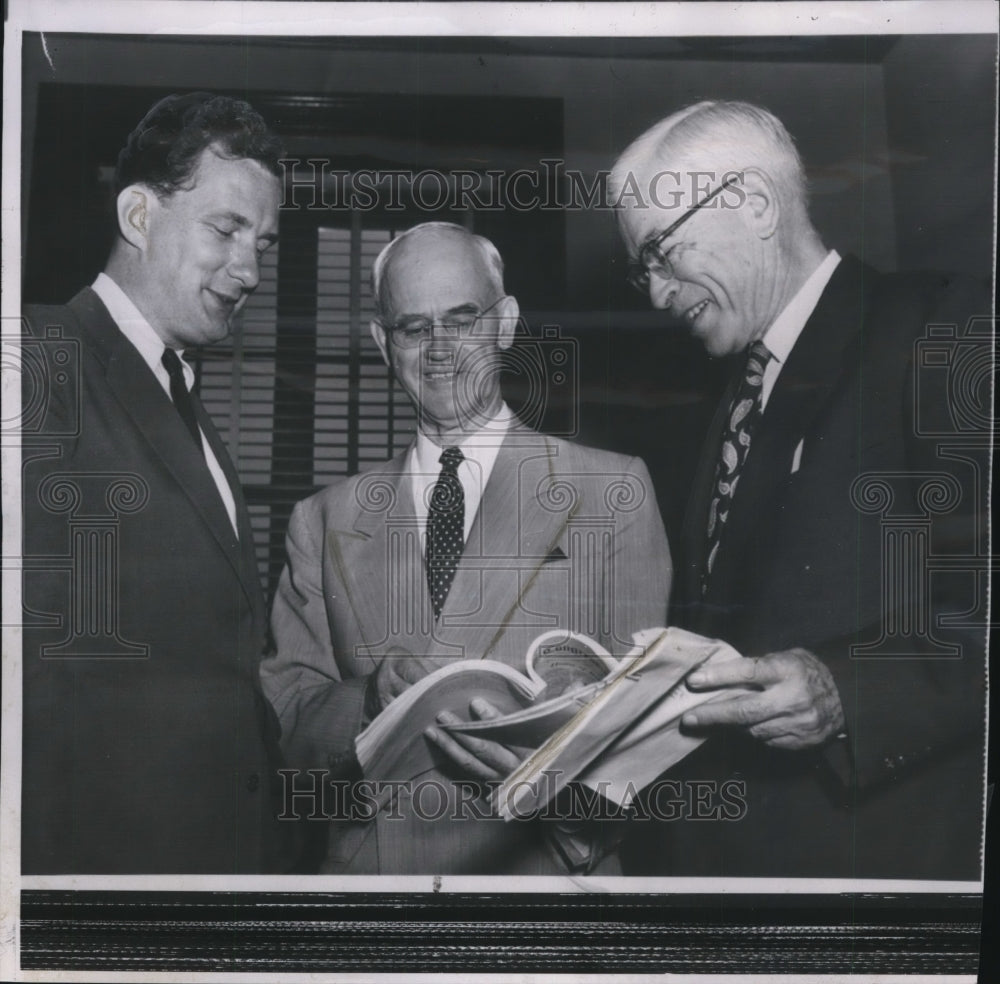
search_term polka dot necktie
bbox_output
[702,340,772,593]
[426,446,465,619]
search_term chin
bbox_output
[701,326,745,359]
[202,322,234,346]
[698,335,727,358]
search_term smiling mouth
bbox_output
[684,299,710,324]
[208,290,242,313]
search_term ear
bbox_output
[494,295,520,351]
[370,319,390,365]
[738,168,780,240]
[116,186,151,250]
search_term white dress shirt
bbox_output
[92,273,239,537]
[759,250,842,410]
[408,402,514,552]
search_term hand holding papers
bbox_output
[354,631,619,784]
[682,646,845,750]
[355,627,751,820]
[480,628,751,818]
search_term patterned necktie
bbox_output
[161,348,203,454]
[702,340,772,592]
[426,446,465,619]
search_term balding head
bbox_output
[371,222,506,321]
[610,101,809,221]
[368,222,520,443]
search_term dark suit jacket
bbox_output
[21,287,294,873]
[263,427,672,873]
[622,256,988,879]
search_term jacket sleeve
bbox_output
[603,455,673,653]
[260,495,368,774]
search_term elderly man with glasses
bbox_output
[262,221,670,875]
[611,100,988,880]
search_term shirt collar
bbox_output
[412,402,514,475]
[92,272,195,387]
[760,250,841,365]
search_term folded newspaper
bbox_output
[354,627,748,818]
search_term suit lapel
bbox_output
[325,427,575,662]
[715,257,868,574]
[443,428,575,662]
[72,289,257,609]
[329,451,431,656]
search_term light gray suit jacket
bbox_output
[262,426,671,874]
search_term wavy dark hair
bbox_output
[114,91,283,197]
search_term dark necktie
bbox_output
[702,340,772,592]
[426,446,465,619]
[161,348,203,453]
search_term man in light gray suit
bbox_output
[262,222,671,874]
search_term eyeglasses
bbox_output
[382,295,507,349]
[626,174,741,293]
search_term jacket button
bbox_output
[246,773,260,793]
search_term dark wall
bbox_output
[23,83,565,308]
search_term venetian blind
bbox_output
[194,222,418,600]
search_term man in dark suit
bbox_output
[262,222,671,874]
[21,92,295,873]
[609,101,988,879]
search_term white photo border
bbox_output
[2,1,996,979]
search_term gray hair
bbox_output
[370,221,506,319]
[610,100,808,215]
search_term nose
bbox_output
[647,270,679,310]
[229,241,261,291]
[423,324,458,364]
[425,344,454,363]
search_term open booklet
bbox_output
[354,627,749,817]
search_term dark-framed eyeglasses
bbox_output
[382,295,507,349]
[626,174,742,294]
